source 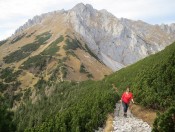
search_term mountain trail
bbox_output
[96,103,152,132]
[112,103,151,132]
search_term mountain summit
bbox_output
[11,3,175,71]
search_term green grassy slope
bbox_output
[106,42,175,110]
[13,81,118,131]
[105,42,175,131]
[2,42,175,131]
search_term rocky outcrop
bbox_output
[14,10,66,35]
[160,23,175,35]
[13,3,175,71]
[15,14,46,34]
[67,3,175,71]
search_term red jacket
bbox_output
[121,92,133,104]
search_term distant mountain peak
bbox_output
[72,3,93,10]
[8,3,175,72]
[71,3,95,16]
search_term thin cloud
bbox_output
[0,0,175,40]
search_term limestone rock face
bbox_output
[14,3,175,71]
[160,23,175,35]
[67,4,175,71]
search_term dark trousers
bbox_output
[122,101,129,113]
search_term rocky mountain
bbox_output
[13,3,175,71]
[0,3,175,102]
[160,23,175,35]
[1,3,175,131]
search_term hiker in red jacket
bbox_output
[121,87,134,117]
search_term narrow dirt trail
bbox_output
[112,103,151,132]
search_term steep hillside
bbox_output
[106,42,175,110]
[0,29,111,82]
[106,40,175,130]
[10,41,175,132]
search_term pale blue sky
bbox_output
[0,0,175,40]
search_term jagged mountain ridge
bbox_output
[160,23,175,35]
[13,3,175,71]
